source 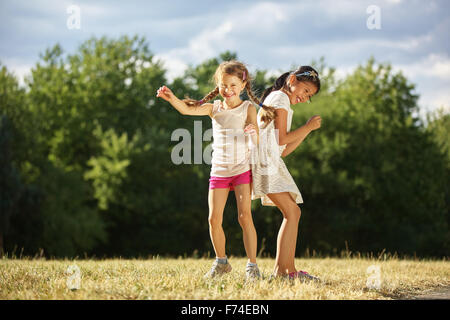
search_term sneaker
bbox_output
[245,264,261,281]
[204,260,232,278]
[288,270,321,283]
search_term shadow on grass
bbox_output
[365,285,450,300]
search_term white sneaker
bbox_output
[204,260,232,278]
[245,264,261,281]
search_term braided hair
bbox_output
[182,60,249,107]
[183,61,275,121]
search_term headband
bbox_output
[296,70,318,78]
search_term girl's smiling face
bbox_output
[217,73,246,103]
[285,75,318,105]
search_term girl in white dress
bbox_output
[251,66,322,280]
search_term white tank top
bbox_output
[210,100,251,177]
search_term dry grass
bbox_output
[1,256,449,300]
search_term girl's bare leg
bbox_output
[234,183,257,263]
[208,188,230,258]
[267,192,301,276]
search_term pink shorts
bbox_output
[209,170,252,191]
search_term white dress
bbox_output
[251,91,304,206]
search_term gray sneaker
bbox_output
[245,264,261,281]
[204,260,232,278]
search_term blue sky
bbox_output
[1,0,449,115]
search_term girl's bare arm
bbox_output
[157,86,213,117]
[273,109,321,155]
[281,138,304,157]
[245,104,259,145]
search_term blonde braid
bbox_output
[245,82,276,127]
[183,87,220,107]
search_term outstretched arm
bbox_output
[156,86,213,117]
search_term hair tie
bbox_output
[242,71,247,81]
[198,99,204,104]
[259,103,263,107]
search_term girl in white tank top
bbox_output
[156,61,263,279]
[210,99,252,177]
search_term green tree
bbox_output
[0,115,23,255]
[2,35,169,257]
[0,64,27,256]
[27,35,166,172]
[426,108,450,162]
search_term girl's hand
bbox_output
[306,115,322,131]
[156,86,175,102]
[244,124,257,135]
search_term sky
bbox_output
[0,0,449,116]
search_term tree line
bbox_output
[1,35,448,258]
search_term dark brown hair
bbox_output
[259,66,321,126]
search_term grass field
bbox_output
[1,256,449,300]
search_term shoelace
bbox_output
[246,266,260,279]
[246,266,259,273]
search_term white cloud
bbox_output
[263,37,425,73]
[151,1,292,80]
[153,54,188,82]
[394,53,450,80]
[334,53,450,84]
[154,21,234,81]
[333,65,357,81]
[1,58,33,87]
[317,0,368,16]
[385,0,403,4]
[429,93,450,111]
[188,21,234,60]
[375,34,434,51]
[240,2,288,26]
[417,91,450,119]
